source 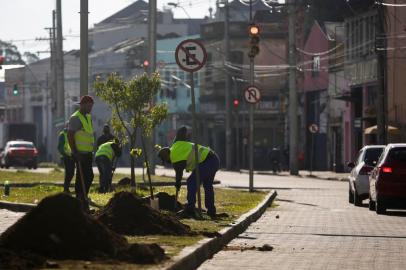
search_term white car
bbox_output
[348,145,385,206]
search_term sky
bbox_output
[0,0,215,59]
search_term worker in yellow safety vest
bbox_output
[95,140,122,193]
[67,95,95,209]
[58,122,75,192]
[158,126,220,218]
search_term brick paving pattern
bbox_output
[200,175,406,270]
[0,209,24,234]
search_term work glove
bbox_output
[175,180,181,191]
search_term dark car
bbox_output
[0,140,38,169]
[369,144,406,214]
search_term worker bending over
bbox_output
[158,139,220,218]
[95,140,122,193]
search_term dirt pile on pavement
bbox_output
[96,191,192,236]
[0,193,166,265]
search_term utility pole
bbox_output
[80,0,89,96]
[148,0,157,174]
[56,0,65,120]
[248,0,254,192]
[224,0,233,170]
[148,0,157,74]
[376,0,387,144]
[52,10,57,107]
[288,0,298,175]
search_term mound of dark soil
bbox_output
[154,192,184,212]
[0,193,166,265]
[117,177,132,186]
[96,191,192,236]
[0,248,46,270]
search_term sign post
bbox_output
[308,123,319,176]
[244,85,261,192]
[175,39,207,216]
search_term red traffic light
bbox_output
[249,24,260,36]
[143,60,149,67]
[233,99,239,107]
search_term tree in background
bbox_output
[0,40,25,65]
[23,52,40,65]
[94,72,168,190]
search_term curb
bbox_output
[0,201,36,212]
[163,190,278,270]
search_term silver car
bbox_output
[348,145,385,206]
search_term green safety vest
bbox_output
[59,130,72,156]
[95,141,115,161]
[72,110,94,153]
[170,141,210,172]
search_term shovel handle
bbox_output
[174,189,179,211]
[77,160,88,203]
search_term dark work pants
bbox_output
[95,156,112,193]
[75,152,94,208]
[186,153,220,215]
[62,155,75,191]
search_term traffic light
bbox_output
[0,56,4,70]
[12,84,19,96]
[142,60,149,72]
[233,99,239,108]
[248,23,260,58]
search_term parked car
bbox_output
[0,140,38,169]
[369,144,406,214]
[348,145,385,206]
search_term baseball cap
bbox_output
[78,95,94,104]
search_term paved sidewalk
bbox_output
[199,175,406,270]
[0,209,24,234]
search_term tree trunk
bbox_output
[130,137,136,191]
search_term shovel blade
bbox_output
[150,198,160,210]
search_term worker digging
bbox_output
[158,126,221,218]
[95,139,122,193]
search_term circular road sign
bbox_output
[175,39,207,72]
[244,86,261,104]
[309,123,319,134]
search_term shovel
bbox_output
[174,188,179,212]
[110,158,119,191]
[77,160,89,207]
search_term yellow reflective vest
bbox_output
[170,141,210,171]
[95,141,114,161]
[59,130,72,156]
[72,110,94,153]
